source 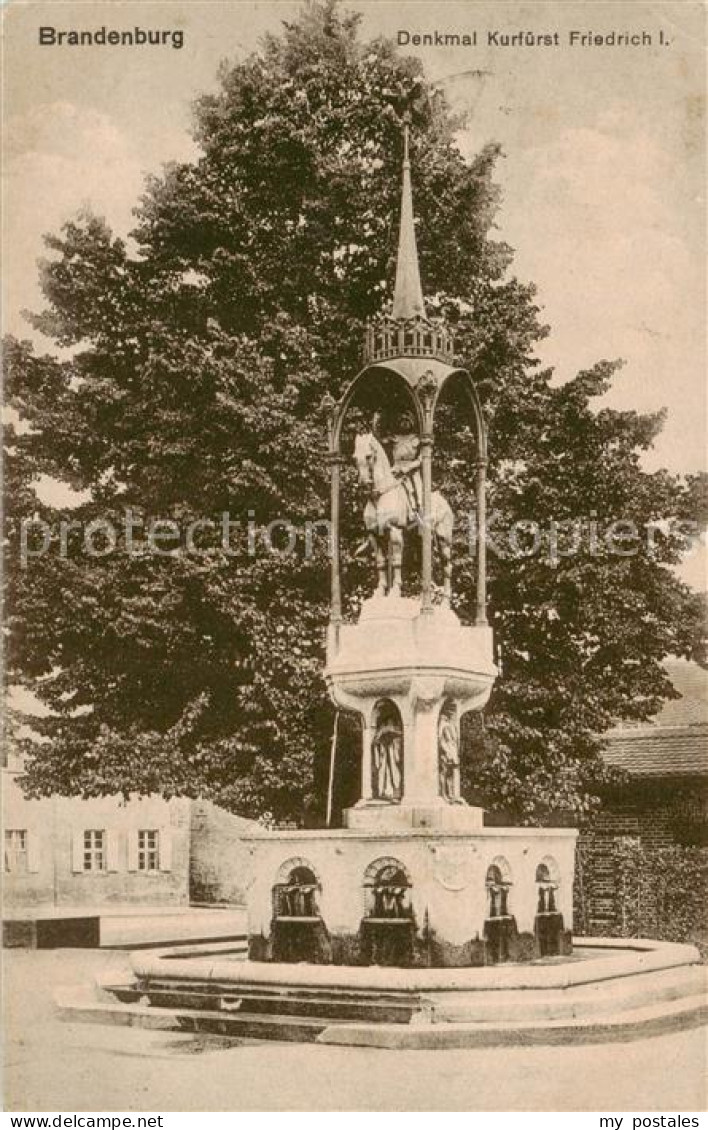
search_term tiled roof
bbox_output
[603,727,708,778]
[602,660,708,778]
[650,660,708,727]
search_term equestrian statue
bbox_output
[353,412,454,602]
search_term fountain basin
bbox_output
[57,937,707,1047]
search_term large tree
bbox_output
[5,1,705,824]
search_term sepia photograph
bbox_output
[2,0,707,1117]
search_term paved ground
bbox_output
[3,949,707,1112]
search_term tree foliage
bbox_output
[5,1,706,824]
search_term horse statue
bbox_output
[353,431,453,601]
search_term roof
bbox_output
[603,660,708,779]
[649,660,708,727]
[603,728,707,778]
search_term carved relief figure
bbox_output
[371,701,404,802]
[438,701,460,801]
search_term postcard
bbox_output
[3,0,706,1116]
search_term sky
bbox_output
[3,0,706,585]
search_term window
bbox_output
[72,828,119,873]
[5,829,28,873]
[137,829,160,872]
[127,826,171,873]
[83,830,106,872]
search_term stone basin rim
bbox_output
[129,937,701,992]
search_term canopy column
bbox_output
[420,435,434,613]
[329,451,344,625]
[475,456,487,626]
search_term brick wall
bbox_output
[575,780,707,937]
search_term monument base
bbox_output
[343,799,485,832]
[243,825,577,968]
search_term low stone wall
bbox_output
[188,800,257,905]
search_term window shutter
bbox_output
[127,831,139,872]
[27,830,41,873]
[159,826,172,872]
[71,831,85,873]
[106,830,120,872]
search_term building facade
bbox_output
[3,759,192,910]
[3,756,260,914]
[598,659,707,849]
[576,659,707,941]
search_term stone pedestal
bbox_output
[325,597,496,821]
[244,595,577,968]
[244,826,577,967]
[344,800,484,832]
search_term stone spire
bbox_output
[391,121,426,320]
[363,119,454,366]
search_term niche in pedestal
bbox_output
[483,859,518,964]
[271,859,332,964]
[438,699,460,801]
[534,859,567,957]
[360,857,415,967]
[371,699,404,802]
